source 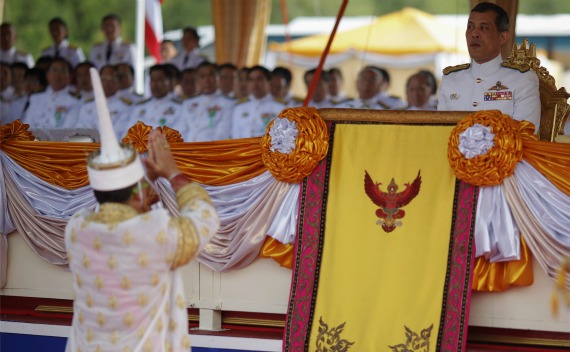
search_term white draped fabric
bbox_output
[0,151,299,287]
[1,144,569,287]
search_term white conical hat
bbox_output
[87,67,145,191]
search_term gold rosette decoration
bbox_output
[0,120,35,142]
[122,121,183,153]
[448,110,528,186]
[261,107,329,183]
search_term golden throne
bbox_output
[503,38,570,142]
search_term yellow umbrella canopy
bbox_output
[269,7,467,56]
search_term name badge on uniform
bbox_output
[484,81,512,101]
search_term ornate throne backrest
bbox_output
[503,38,570,142]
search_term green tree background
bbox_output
[2,0,569,60]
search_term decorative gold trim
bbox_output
[87,144,138,170]
[468,333,570,348]
[318,108,468,124]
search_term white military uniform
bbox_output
[6,93,28,123]
[118,88,144,104]
[22,86,80,128]
[438,54,541,132]
[230,94,286,139]
[89,37,136,69]
[129,93,185,135]
[71,94,133,137]
[376,92,407,109]
[0,97,10,123]
[336,97,387,110]
[40,39,85,67]
[181,92,235,142]
[0,47,34,67]
[168,48,206,71]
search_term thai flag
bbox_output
[145,0,164,63]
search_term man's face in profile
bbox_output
[466,10,508,64]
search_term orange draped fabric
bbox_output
[259,237,295,269]
[523,138,570,197]
[472,236,534,292]
[1,138,266,189]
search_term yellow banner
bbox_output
[309,124,457,351]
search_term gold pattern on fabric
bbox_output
[95,274,103,289]
[86,327,93,342]
[176,183,212,208]
[109,294,118,309]
[169,216,199,270]
[0,120,35,141]
[110,330,120,344]
[93,236,102,251]
[97,312,106,327]
[123,231,134,246]
[448,110,526,186]
[87,203,138,225]
[86,293,93,307]
[315,317,355,351]
[138,293,149,306]
[389,325,433,352]
[138,253,149,267]
[261,107,329,183]
[123,312,134,327]
[78,310,84,324]
[472,236,534,292]
[108,255,117,270]
[156,230,167,245]
[121,276,132,290]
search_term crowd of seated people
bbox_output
[1,16,446,142]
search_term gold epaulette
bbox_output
[274,97,287,105]
[236,97,250,105]
[120,97,133,105]
[136,97,152,105]
[501,61,531,73]
[377,100,390,109]
[443,63,470,75]
[171,96,183,104]
[331,97,351,105]
[69,44,79,49]
[84,97,95,103]
[69,91,81,99]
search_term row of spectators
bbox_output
[0,15,439,142]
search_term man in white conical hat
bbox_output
[64,68,219,352]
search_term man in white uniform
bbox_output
[231,66,286,139]
[129,65,184,135]
[65,71,219,351]
[304,68,336,109]
[168,27,206,71]
[89,14,136,69]
[22,58,80,129]
[40,17,85,68]
[337,67,387,110]
[72,65,133,138]
[374,66,407,109]
[437,2,540,133]
[181,62,235,142]
[0,23,34,67]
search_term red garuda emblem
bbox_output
[364,170,422,233]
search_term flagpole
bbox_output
[135,0,146,94]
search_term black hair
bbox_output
[93,184,136,204]
[304,68,330,83]
[74,61,95,73]
[102,14,122,25]
[328,67,343,79]
[196,61,218,72]
[11,61,29,72]
[115,62,135,76]
[48,17,68,30]
[182,27,200,44]
[150,64,176,81]
[417,70,437,95]
[271,66,292,85]
[218,62,237,72]
[48,57,73,74]
[24,68,48,88]
[471,2,509,32]
[248,65,270,80]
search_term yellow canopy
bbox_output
[269,7,467,56]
